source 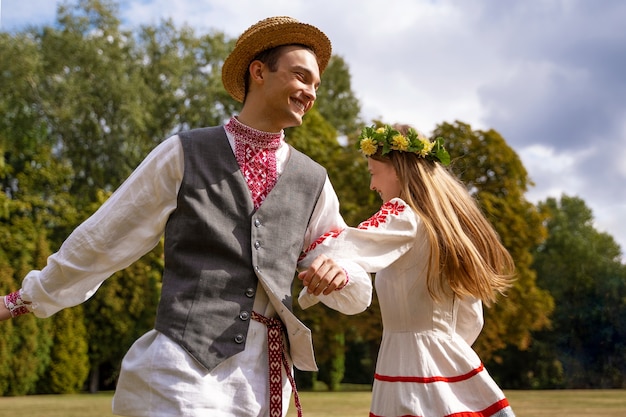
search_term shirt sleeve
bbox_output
[297,198,419,314]
[297,177,372,315]
[21,136,184,318]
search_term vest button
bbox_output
[239,311,250,321]
[254,218,261,227]
[234,334,245,344]
[245,287,255,297]
[254,240,261,249]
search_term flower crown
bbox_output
[357,124,451,166]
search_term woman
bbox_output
[298,124,516,416]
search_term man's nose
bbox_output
[303,84,316,101]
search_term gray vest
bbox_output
[154,126,326,371]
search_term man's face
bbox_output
[258,46,321,131]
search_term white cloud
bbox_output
[519,144,586,201]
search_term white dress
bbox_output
[300,198,515,417]
[19,131,372,417]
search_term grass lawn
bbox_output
[0,389,624,416]
[506,390,626,417]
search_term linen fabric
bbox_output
[300,198,515,417]
[20,128,372,417]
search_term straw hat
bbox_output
[222,16,332,103]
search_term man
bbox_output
[0,16,372,417]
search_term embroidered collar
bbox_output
[225,116,283,150]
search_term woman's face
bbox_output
[367,157,401,202]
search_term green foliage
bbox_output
[37,307,90,394]
[317,332,346,391]
[286,107,342,163]
[24,0,236,206]
[531,195,626,388]
[0,199,61,396]
[36,1,156,200]
[315,55,362,136]
[135,19,237,132]
[357,123,450,165]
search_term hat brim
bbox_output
[222,17,332,103]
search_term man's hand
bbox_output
[0,297,12,321]
[297,254,347,296]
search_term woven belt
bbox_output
[251,311,302,417]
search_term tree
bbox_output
[531,195,626,388]
[314,55,363,136]
[33,0,155,201]
[134,19,237,135]
[0,227,54,395]
[36,307,90,394]
[0,30,81,395]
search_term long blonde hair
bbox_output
[369,150,515,306]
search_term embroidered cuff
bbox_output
[4,290,31,318]
[335,269,350,291]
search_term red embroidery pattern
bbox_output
[298,229,344,261]
[4,290,30,318]
[236,143,279,209]
[358,200,406,229]
[225,117,282,209]
[251,311,302,417]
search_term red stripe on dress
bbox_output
[368,397,511,417]
[370,414,418,417]
[374,363,484,384]
[446,398,511,417]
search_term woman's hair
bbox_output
[369,149,515,306]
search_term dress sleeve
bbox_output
[297,198,419,311]
[20,136,184,318]
[455,296,484,346]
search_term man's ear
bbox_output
[248,60,265,86]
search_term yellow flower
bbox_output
[360,138,379,156]
[391,134,409,151]
[375,127,386,134]
[418,138,434,157]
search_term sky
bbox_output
[2,0,625,258]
